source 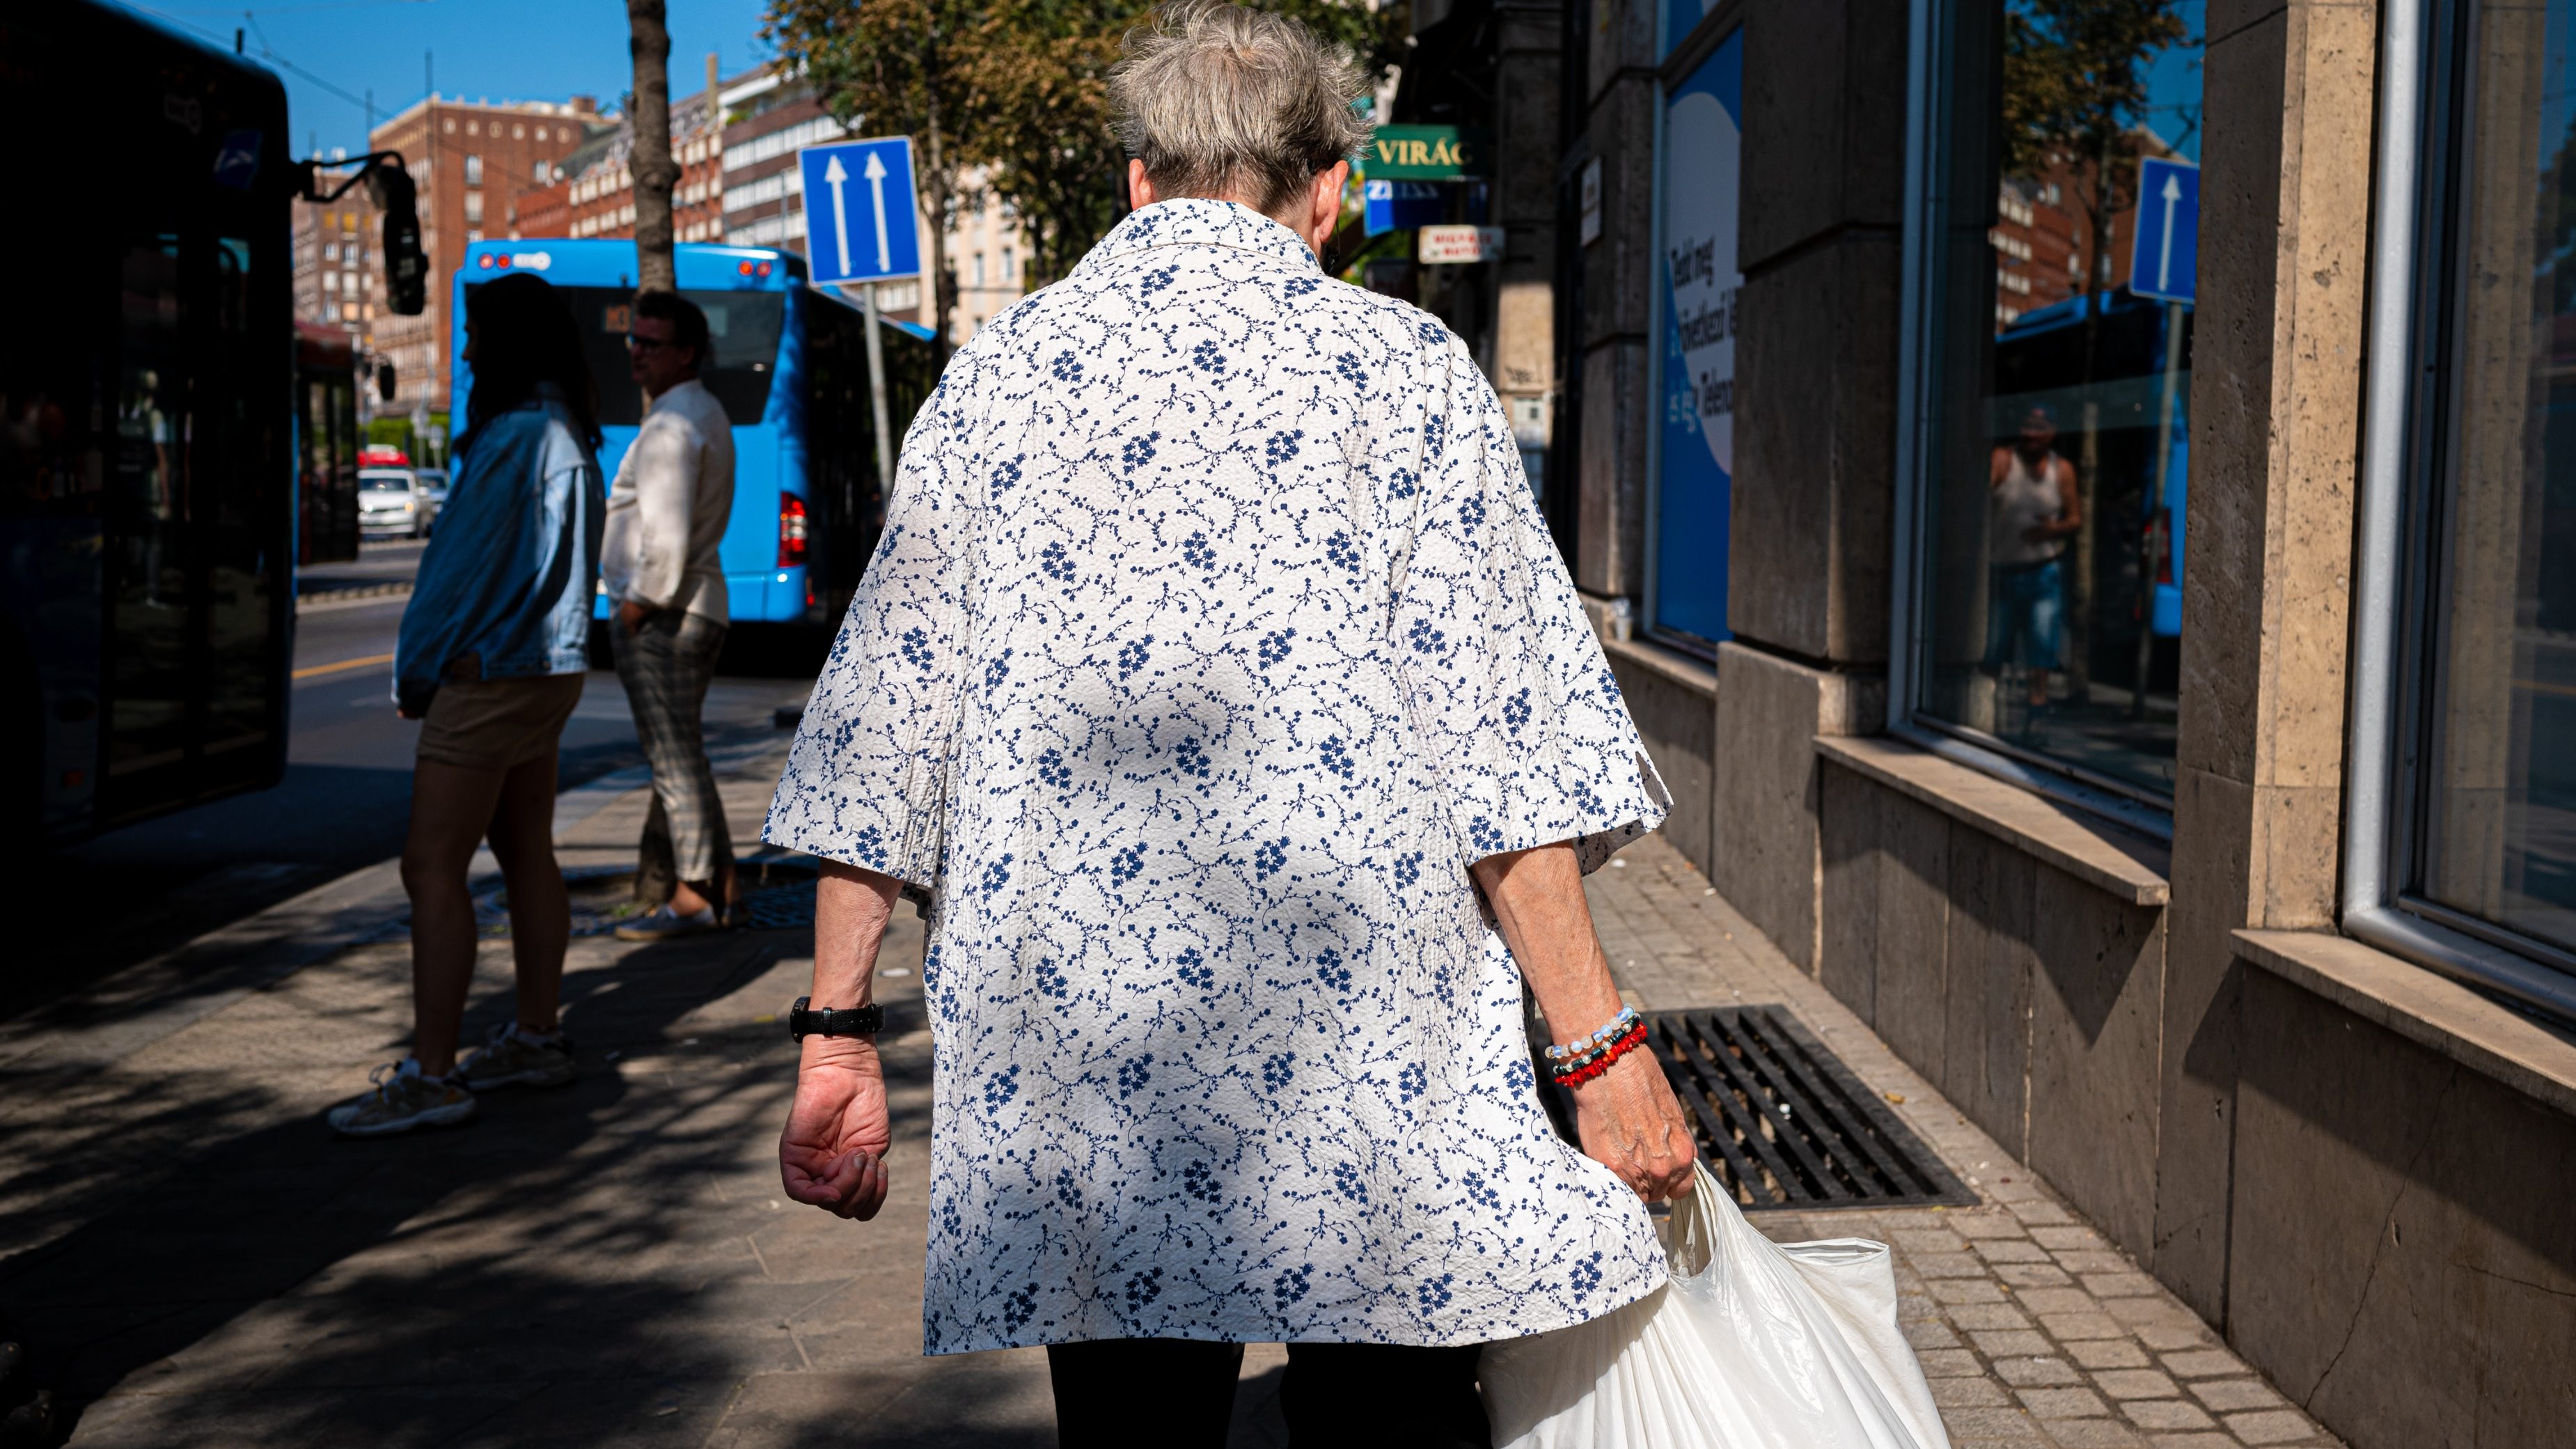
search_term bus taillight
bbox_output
[778,496,809,567]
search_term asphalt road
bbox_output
[15,542,822,1016]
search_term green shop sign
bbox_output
[1363,125,1487,181]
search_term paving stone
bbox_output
[1903,1319,1965,1351]
[2044,1418,2149,1448]
[1892,1229,1973,1255]
[2067,1339,2153,1370]
[2224,1409,2319,1443]
[2140,1435,2236,1448]
[1974,1330,2058,1358]
[1917,1347,1985,1377]
[2031,1226,2107,1252]
[2082,1271,2162,1299]
[1942,1406,2052,1443]
[2016,1386,2110,1418]
[2015,1287,2100,1315]
[1975,1239,2053,1264]
[2105,1297,2203,1331]
[2039,1311,2128,1340]
[2120,1399,2218,1432]
[1913,1252,1991,1278]
[2133,1323,2214,1353]
[2052,1251,2133,1274]
[2158,1350,2240,1378]
[1993,1356,2084,1388]
[1954,1214,2034,1240]
[1932,1279,2011,1305]
[2188,1379,2288,1413]
[1949,1304,2035,1331]
[1935,1377,2015,1409]
[2004,1198,2075,1227]
[2092,1370,2182,1400]
[1996,1263,2078,1288]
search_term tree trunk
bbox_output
[627,0,678,293]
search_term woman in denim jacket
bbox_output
[332,272,606,1136]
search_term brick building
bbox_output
[510,58,728,248]
[291,163,377,339]
[366,94,611,417]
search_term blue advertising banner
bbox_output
[1652,31,1741,646]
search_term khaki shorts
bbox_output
[416,673,586,770]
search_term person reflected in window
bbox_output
[1988,405,2082,708]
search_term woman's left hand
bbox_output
[1569,1046,1698,1201]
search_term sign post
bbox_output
[2127,155,2200,711]
[801,136,924,507]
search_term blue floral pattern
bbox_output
[765,199,1672,1352]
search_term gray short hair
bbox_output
[1110,3,1372,216]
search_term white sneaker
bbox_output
[327,1061,476,1137]
[456,1023,578,1090]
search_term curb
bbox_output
[296,582,414,613]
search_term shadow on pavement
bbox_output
[0,905,1042,1448]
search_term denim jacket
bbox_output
[393,385,605,715]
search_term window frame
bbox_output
[2345,0,2576,1021]
[1885,0,2178,843]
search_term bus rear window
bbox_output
[470,283,783,428]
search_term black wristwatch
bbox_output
[789,996,883,1041]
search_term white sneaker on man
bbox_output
[327,1061,476,1137]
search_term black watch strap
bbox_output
[789,996,883,1041]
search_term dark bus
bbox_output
[0,4,299,847]
[297,322,362,567]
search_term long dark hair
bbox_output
[460,272,600,455]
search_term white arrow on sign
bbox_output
[824,154,853,277]
[863,150,891,272]
[2155,171,2183,293]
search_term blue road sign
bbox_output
[2128,156,2199,304]
[800,136,922,285]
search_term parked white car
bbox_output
[357,467,432,539]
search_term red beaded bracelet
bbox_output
[1550,1020,1649,1086]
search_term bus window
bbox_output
[205,236,276,762]
[109,238,190,785]
[470,283,785,428]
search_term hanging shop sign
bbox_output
[1418,224,1505,264]
[1365,179,1445,236]
[1365,125,1488,181]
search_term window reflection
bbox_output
[1919,0,2202,799]
[2414,0,2576,955]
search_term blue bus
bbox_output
[448,239,936,632]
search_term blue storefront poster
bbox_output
[1652,31,1741,647]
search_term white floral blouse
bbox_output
[766,198,1673,1352]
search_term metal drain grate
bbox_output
[437,856,822,939]
[1538,1006,1974,1212]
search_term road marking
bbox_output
[293,652,394,681]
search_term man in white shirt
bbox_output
[605,290,738,939]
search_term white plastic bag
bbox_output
[1480,1163,1951,1449]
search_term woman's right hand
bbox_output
[780,1037,894,1219]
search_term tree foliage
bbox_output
[763,0,1405,306]
[1999,0,2187,229]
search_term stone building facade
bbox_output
[1453,0,2576,1444]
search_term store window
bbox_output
[1646,21,1741,652]
[1909,1,2205,802]
[2396,0,2576,969]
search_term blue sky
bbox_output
[2139,1,2206,162]
[119,0,778,159]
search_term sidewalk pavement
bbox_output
[0,744,2341,1448]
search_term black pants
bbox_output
[1047,1338,1491,1448]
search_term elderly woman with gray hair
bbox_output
[763,4,1695,1442]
